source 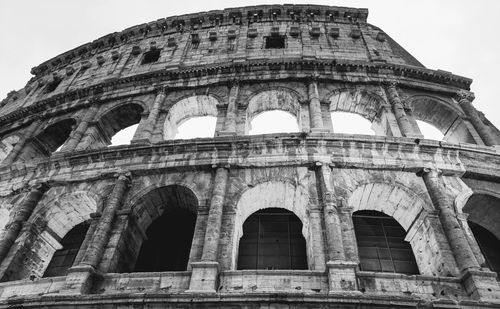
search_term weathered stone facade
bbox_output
[0,4,499,308]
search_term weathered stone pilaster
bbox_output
[60,104,99,152]
[385,83,419,138]
[132,89,166,143]
[307,77,325,132]
[188,166,228,293]
[80,172,131,270]
[0,183,48,266]
[456,90,498,146]
[219,80,239,136]
[419,168,479,273]
[1,119,41,166]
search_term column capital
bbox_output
[153,85,168,96]
[455,90,475,104]
[211,164,230,170]
[227,78,240,88]
[86,97,101,106]
[115,171,132,184]
[383,80,399,89]
[416,167,442,178]
[306,72,320,84]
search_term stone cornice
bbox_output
[0,59,471,130]
[1,135,499,194]
[30,4,369,77]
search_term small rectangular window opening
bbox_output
[265,36,285,49]
[141,49,161,64]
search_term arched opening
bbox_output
[409,96,476,144]
[18,118,75,162]
[416,120,444,141]
[134,207,196,272]
[110,124,139,146]
[164,95,218,140]
[463,193,500,277]
[353,210,418,275]
[331,112,374,135]
[131,185,198,273]
[237,208,307,270]
[248,110,299,135]
[468,221,500,277]
[101,103,143,147]
[43,222,89,277]
[174,116,217,139]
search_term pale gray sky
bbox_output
[1,0,499,129]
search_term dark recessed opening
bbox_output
[141,49,161,64]
[265,36,285,49]
[45,79,62,93]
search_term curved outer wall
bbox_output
[0,4,500,308]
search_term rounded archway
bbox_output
[463,193,500,276]
[237,208,307,270]
[100,103,144,146]
[248,110,299,135]
[245,89,302,134]
[164,95,218,140]
[129,185,199,272]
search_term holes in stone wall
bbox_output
[265,36,285,49]
[248,110,299,135]
[99,103,143,147]
[141,49,161,64]
[331,112,375,135]
[44,78,62,93]
[237,208,307,270]
[353,210,419,275]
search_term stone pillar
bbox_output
[307,76,325,132]
[132,89,166,143]
[60,104,99,152]
[188,166,229,293]
[385,82,418,138]
[65,172,131,294]
[316,163,358,293]
[0,183,48,265]
[1,119,41,166]
[455,90,498,146]
[219,80,239,136]
[419,168,479,272]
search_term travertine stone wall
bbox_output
[0,4,499,309]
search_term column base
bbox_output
[130,138,151,145]
[461,269,500,301]
[61,264,99,295]
[310,128,330,134]
[186,261,219,293]
[326,261,360,293]
[216,131,237,137]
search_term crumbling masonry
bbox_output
[0,4,500,308]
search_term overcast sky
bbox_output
[1,0,499,129]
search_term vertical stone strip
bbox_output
[385,82,416,137]
[456,90,498,146]
[316,163,345,261]
[0,183,48,264]
[201,167,229,261]
[137,88,166,142]
[1,119,41,166]
[308,76,324,131]
[419,168,479,272]
[221,80,239,134]
[80,172,131,269]
[61,103,99,152]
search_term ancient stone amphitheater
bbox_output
[0,4,499,308]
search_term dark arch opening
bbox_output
[353,210,418,275]
[43,222,89,278]
[468,221,500,277]
[99,103,143,146]
[18,118,76,162]
[237,208,307,270]
[133,185,198,272]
